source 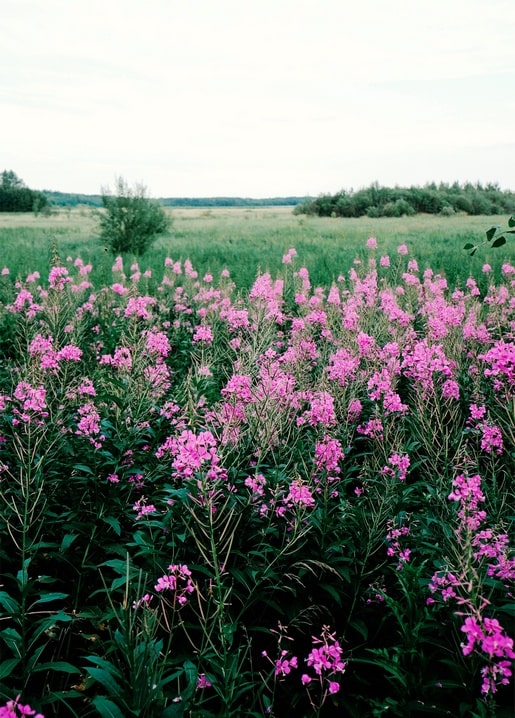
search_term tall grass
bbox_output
[0,208,512,290]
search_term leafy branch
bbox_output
[464,216,515,256]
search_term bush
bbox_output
[98,177,170,256]
[440,204,455,217]
[366,205,383,218]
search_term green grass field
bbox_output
[0,207,512,290]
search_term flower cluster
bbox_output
[428,470,515,694]
[302,626,347,697]
[0,696,44,718]
[154,564,195,605]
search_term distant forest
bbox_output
[2,171,514,217]
[42,191,310,209]
[294,182,515,218]
[0,170,50,213]
[40,183,515,216]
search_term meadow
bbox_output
[0,208,514,717]
[0,207,512,289]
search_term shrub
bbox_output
[98,177,170,256]
[440,204,455,217]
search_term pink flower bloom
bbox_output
[366,236,378,250]
[154,564,195,605]
[397,244,408,255]
[111,282,128,295]
[286,479,315,509]
[133,499,157,520]
[441,379,460,401]
[0,696,44,718]
[282,247,297,264]
[144,330,171,357]
[275,651,298,676]
[192,325,214,344]
[347,399,362,423]
[48,266,71,290]
[315,436,344,474]
[480,424,503,454]
[197,674,212,689]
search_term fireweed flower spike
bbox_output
[154,564,195,606]
[302,626,347,704]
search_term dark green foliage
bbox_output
[296,181,515,218]
[0,170,50,214]
[98,177,171,256]
[45,191,311,209]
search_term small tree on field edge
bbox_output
[98,177,170,256]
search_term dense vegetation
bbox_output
[42,192,311,209]
[294,182,515,219]
[98,178,170,256]
[0,227,513,717]
[0,171,50,214]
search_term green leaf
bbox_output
[180,659,198,703]
[32,660,80,674]
[31,592,69,606]
[491,236,506,248]
[86,666,123,697]
[485,226,499,241]
[91,696,125,718]
[100,558,129,574]
[162,702,185,718]
[0,590,19,615]
[463,243,474,250]
[85,655,123,678]
[60,533,79,552]
[319,582,343,605]
[72,463,96,475]
[102,516,121,536]
[499,602,515,616]
[0,657,20,680]
[508,216,515,227]
[0,627,22,655]
[349,618,369,641]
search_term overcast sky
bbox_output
[2,0,514,197]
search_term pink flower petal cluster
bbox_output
[154,563,195,605]
[0,696,44,717]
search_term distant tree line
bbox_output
[293,182,515,218]
[43,192,312,209]
[43,190,103,207]
[159,196,310,208]
[0,170,50,213]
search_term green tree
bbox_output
[0,169,49,213]
[1,169,25,189]
[98,177,170,256]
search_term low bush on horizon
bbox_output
[0,239,513,717]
